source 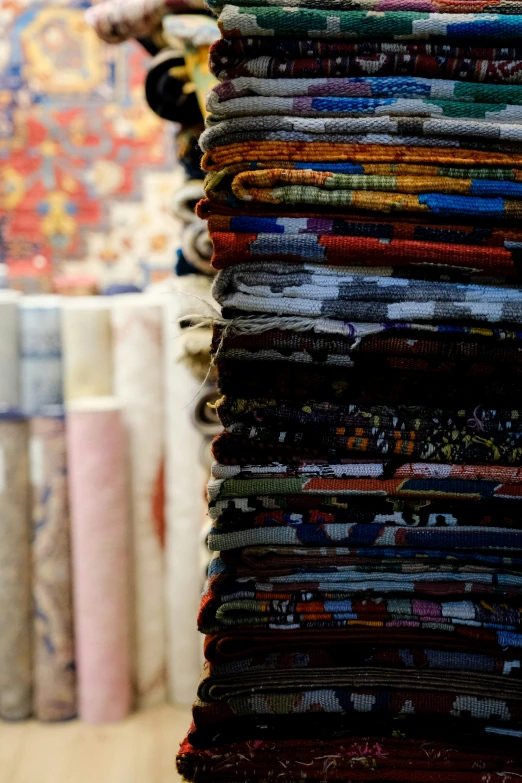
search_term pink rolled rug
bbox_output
[67,398,132,724]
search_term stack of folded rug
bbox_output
[177,1,522,780]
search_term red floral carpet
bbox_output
[0,1,175,288]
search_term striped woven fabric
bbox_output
[208,211,522,234]
[204,164,522,216]
[200,648,522,700]
[200,588,522,634]
[201,140,522,169]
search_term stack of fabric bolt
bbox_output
[177,2,522,781]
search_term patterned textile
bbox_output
[210,494,522,530]
[204,167,522,217]
[211,458,522,480]
[207,521,522,551]
[207,95,522,122]
[177,0,522,768]
[208,211,522,275]
[213,398,522,460]
[211,38,522,60]
[208,77,522,107]
[212,425,522,463]
[208,470,522,500]
[210,40,522,82]
[213,545,522,570]
[202,139,522,170]
[209,0,522,11]
[212,333,522,363]
[185,712,522,746]
[199,648,522,706]
[179,735,522,781]
[192,685,522,726]
[200,118,522,154]
[216,358,522,406]
[218,8,522,40]
[213,265,522,323]
[209,231,522,276]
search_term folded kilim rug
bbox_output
[176,0,522,777]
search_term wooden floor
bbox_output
[0,705,191,783]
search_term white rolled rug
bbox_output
[111,294,167,708]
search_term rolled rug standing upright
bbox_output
[30,416,76,722]
[0,291,21,413]
[0,419,32,720]
[61,298,113,401]
[164,280,212,705]
[111,295,167,709]
[67,398,131,724]
[19,295,63,416]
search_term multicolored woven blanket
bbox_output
[201,141,522,169]
[218,7,522,40]
[209,0,522,12]
[209,39,522,82]
[208,77,522,107]
[213,265,522,322]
